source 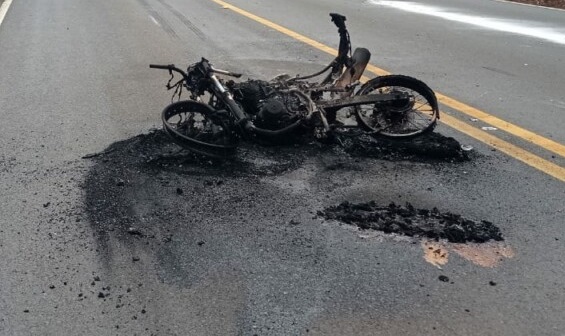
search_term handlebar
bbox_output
[149,64,172,70]
[149,64,189,79]
[150,63,242,78]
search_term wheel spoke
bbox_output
[412,101,430,111]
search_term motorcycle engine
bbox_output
[233,80,309,131]
[255,92,307,131]
[232,80,270,115]
[255,91,309,131]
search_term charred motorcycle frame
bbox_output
[150,13,439,158]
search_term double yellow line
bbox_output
[211,0,565,182]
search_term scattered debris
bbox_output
[481,126,498,131]
[81,148,116,159]
[489,281,497,286]
[438,275,450,282]
[460,145,473,151]
[127,227,143,236]
[176,187,184,195]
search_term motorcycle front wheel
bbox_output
[162,100,238,158]
[354,75,439,138]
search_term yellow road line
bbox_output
[211,0,565,182]
[437,94,565,157]
[440,114,565,182]
[363,65,565,160]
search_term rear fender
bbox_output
[334,47,371,90]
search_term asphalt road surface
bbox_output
[1,0,564,335]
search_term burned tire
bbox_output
[355,75,439,138]
[162,101,238,158]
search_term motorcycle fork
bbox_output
[209,74,250,127]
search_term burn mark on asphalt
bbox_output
[422,241,449,267]
[79,128,484,326]
[83,129,470,267]
[420,240,514,268]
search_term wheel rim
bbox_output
[356,85,437,137]
[162,101,237,158]
[174,112,224,145]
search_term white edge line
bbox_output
[493,0,565,12]
[0,0,14,27]
[369,0,565,45]
[149,15,161,27]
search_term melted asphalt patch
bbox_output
[319,201,503,243]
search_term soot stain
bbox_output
[83,129,470,258]
[83,131,310,251]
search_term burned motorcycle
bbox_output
[150,13,439,158]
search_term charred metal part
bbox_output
[333,48,371,91]
[231,80,271,115]
[256,98,293,130]
[317,93,410,109]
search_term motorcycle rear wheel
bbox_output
[354,75,439,138]
[162,101,238,158]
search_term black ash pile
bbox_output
[319,201,503,243]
